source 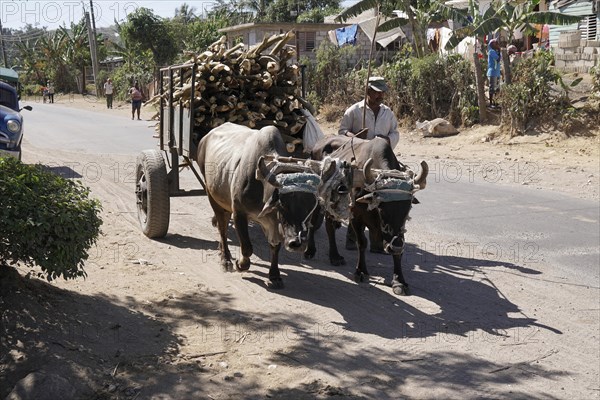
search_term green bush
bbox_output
[22,84,43,97]
[304,45,477,127]
[591,62,600,96]
[109,49,154,101]
[0,156,103,280]
[387,52,478,126]
[304,41,359,105]
[499,52,569,135]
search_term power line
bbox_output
[1,32,48,42]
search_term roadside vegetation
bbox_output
[2,0,598,135]
[0,156,102,281]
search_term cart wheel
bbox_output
[135,150,170,238]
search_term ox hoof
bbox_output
[354,272,370,283]
[267,278,284,289]
[303,248,316,260]
[392,283,409,296]
[330,256,346,266]
[221,260,234,272]
[236,258,251,271]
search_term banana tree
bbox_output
[445,0,582,50]
[336,0,467,58]
[444,0,495,51]
[58,20,92,93]
[37,32,70,88]
[15,39,46,84]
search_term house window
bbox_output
[233,35,244,45]
[578,15,598,40]
[297,31,316,52]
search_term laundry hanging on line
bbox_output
[335,24,358,46]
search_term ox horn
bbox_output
[355,193,375,203]
[363,158,375,185]
[256,156,281,188]
[414,160,429,190]
[321,158,337,182]
[305,159,322,175]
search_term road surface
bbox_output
[11,100,599,399]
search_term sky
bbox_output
[0,0,359,31]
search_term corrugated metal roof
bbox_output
[0,67,18,83]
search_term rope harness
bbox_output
[359,175,416,249]
[316,157,352,222]
[362,175,416,210]
[275,172,321,232]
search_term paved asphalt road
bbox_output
[22,101,600,287]
[413,179,599,286]
[22,100,157,155]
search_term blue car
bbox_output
[0,81,32,160]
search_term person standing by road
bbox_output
[104,78,114,109]
[128,81,143,120]
[487,39,502,109]
[47,82,55,103]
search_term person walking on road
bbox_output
[338,76,400,252]
[104,78,114,109]
[128,81,143,120]
[338,76,399,148]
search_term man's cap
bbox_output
[368,76,388,92]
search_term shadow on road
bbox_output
[157,233,219,251]
[243,231,561,341]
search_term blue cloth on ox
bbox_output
[276,172,321,195]
[366,178,414,202]
[336,24,358,46]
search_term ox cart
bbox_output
[135,32,317,239]
[135,62,207,238]
[135,60,311,239]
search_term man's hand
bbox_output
[355,128,368,139]
[375,134,390,144]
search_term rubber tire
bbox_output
[136,150,170,238]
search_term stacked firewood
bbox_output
[147,31,313,145]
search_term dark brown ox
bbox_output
[197,123,335,289]
[312,136,428,295]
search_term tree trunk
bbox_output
[501,48,511,85]
[473,52,487,123]
[81,65,86,94]
[403,1,422,58]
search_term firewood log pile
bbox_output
[146,31,313,147]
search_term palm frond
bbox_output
[524,11,581,26]
[378,17,408,32]
[335,0,380,22]
[433,2,470,25]
[471,17,505,37]
[482,4,499,20]
[444,26,474,50]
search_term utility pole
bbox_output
[0,20,8,68]
[89,0,98,37]
[85,11,100,95]
[89,0,101,95]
